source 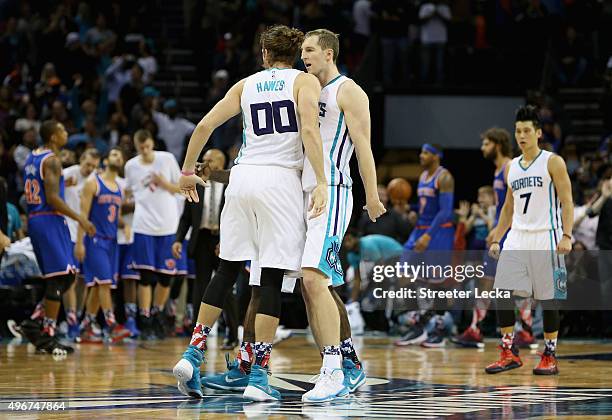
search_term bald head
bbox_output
[203,149,226,171]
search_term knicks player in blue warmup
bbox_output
[395,143,455,348]
[486,105,573,375]
[20,120,96,355]
[74,147,131,343]
[173,25,327,401]
[452,127,513,348]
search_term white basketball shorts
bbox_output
[219,164,305,271]
[493,228,567,300]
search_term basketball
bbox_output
[387,177,412,202]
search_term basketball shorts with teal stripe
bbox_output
[301,185,353,287]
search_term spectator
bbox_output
[67,116,109,154]
[419,0,451,84]
[553,25,588,86]
[84,12,116,54]
[14,104,41,134]
[574,186,610,250]
[138,40,158,84]
[13,128,39,194]
[352,0,372,65]
[153,99,196,163]
[57,32,97,87]
[358,184,413,243]
[372,0,410,86]
[456,187,496,250]
[118,63,146,124]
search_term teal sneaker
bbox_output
[201,353,249,392]
[173,345,204,398]
[342,359,366,392]
[242,364,280,401]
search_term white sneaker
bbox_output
[273,326,293,345]
[302,368,350,403]
[346,302,365,335]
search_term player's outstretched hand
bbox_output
[364,200,386,222]
[488,242,501,259]
[557,236,572,255]
[171,241,182,259]
[179,174,208,203]
[308,183,328,219]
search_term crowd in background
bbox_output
[1,0,612,338]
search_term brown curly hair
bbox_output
[260,25,304,66]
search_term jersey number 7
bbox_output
[519,192,532,214]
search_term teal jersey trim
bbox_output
[518,150,543,171]
[324,74,343,88]
[324,112,344,238]
[235,111,247,165]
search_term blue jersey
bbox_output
[24,149,64,215]
[416,166,451,227]
[90,174,122,239]
[492,163,508,225]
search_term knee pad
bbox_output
[45,274,75,302]
[202,259,242,308]
[255,268,284,318]
[45,277,65,301]
[138,270,157,287]
[158,274,172,288]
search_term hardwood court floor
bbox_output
[1,334,612,418]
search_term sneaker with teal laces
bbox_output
[173,345,204,398]
[342,359,366,392]
[201,353,249,391]
[243,364,280,401]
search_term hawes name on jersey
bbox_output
[256,80,286,93]
[510,176,543,192]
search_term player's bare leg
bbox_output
[301,268,347,402]
[331,287,366,391]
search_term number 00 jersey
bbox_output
[507,150,562,232]
[235,68,303,169]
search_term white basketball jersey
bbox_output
[235,68,303,169]
[507,150,562,231]
[303,75,353,192]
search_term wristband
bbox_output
[562,233,572,241]
[491,241,499,246]
[181,170,195,176]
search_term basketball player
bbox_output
[173,25,327,401]
[395,143,455,347]
[20,120,96,354]
[201,29,383,401]
[124,129,182,340]
[297,29,384,401]
[63,148,100,340]
[486,105,573,375]
[74,147,131,343]
[453,128,513,348]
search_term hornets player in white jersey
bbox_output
[298,29,385,402]
[486,105,573,376]
[173,25,328,402]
